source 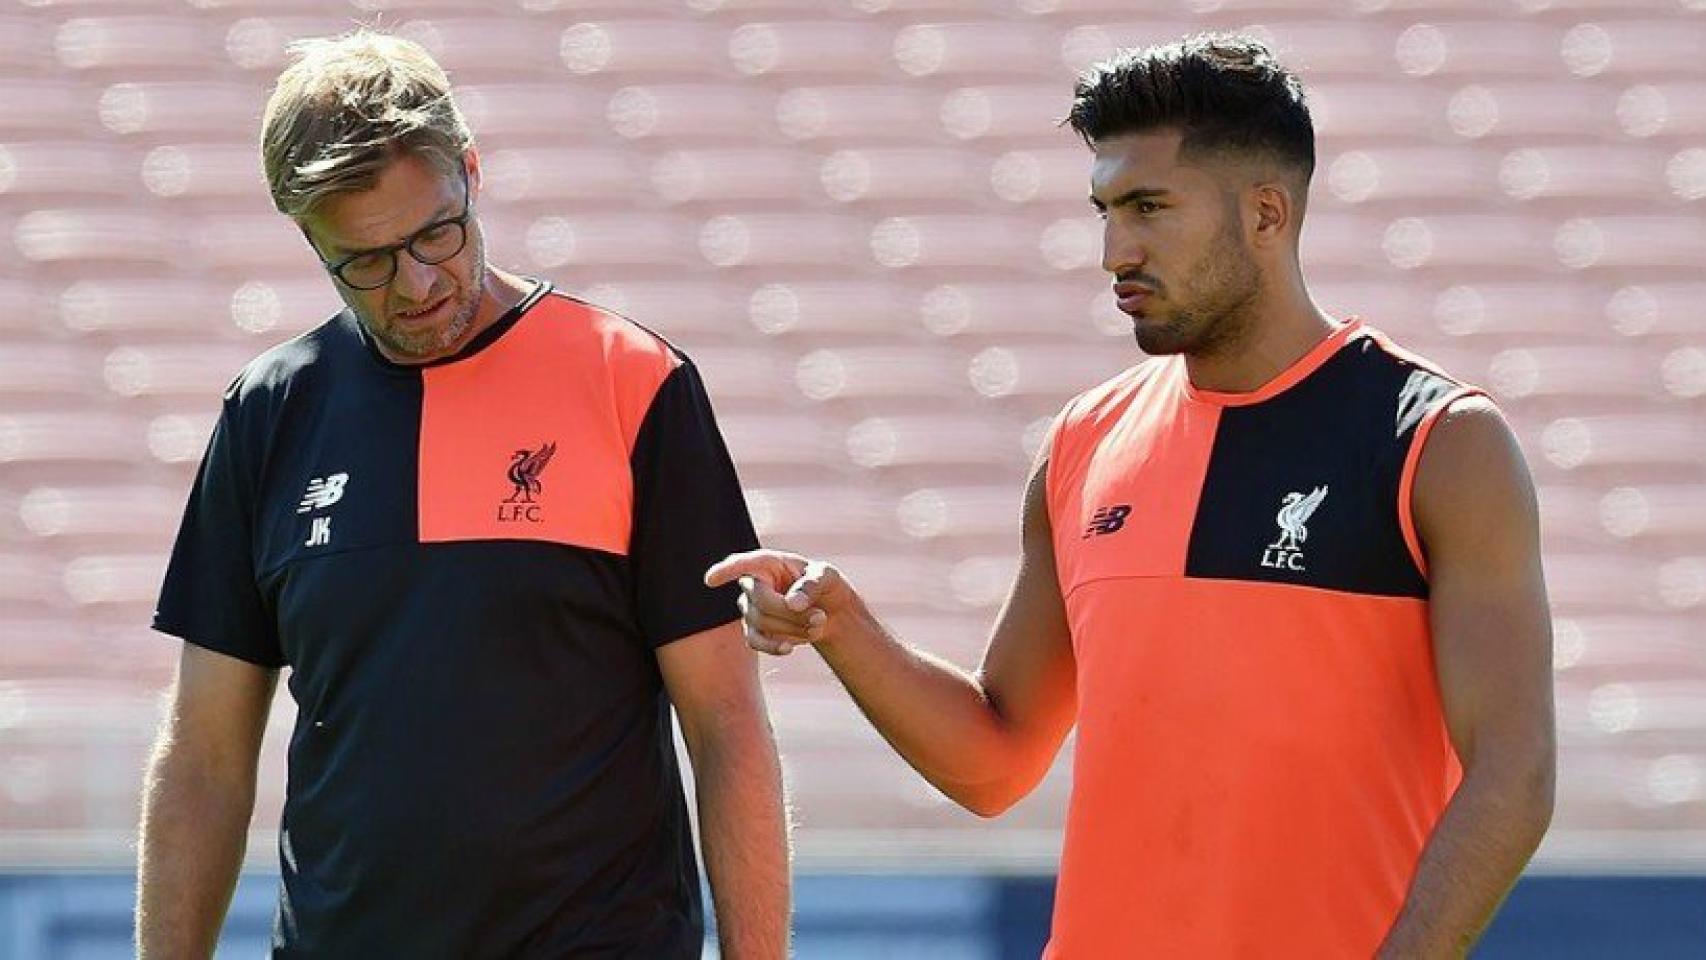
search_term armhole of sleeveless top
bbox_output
[1041,400,1078,535]
[1397,387,1486,579]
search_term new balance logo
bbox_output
[297,472,349,513]
[1083,504,1132,538]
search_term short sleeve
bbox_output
[152,394,284,667]
[628,359,760,648]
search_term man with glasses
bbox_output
[140,29,788,959]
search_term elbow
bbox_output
[949,774,1036,819]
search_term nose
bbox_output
[1100,216,1146,278]
[392,248,437,302]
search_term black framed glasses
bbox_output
[320,167,473,291]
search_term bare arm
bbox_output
[137,642,277,959]
[659,620,790,960]
[1378,396,1556,958]
[705,453,1076,817]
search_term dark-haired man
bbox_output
[710,34,1553,958]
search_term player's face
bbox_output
[302,152,488,364]
[1090,129,1261,358]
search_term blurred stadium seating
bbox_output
[0,0,1702,896]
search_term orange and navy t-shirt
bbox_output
[1044,319,1480,958]
[153,281,757,958]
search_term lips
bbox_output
[394,295,447,321]
[1113,282,1155,314]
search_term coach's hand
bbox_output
[705,550,853,657]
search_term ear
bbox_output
[1246,180,1294,249]
[463,147,483,196]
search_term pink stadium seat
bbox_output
[1431,283,1608,340]
[727,22,896,78]
[0,280,46,333]
[1541,414,1706,473]
[696,214,869,268]
[717,413,845,473]
[0,412,150,465]
[1535,483,1613,548]
[61,553,168,607]
[1555,217,1706,271]
[0,553,66,608]
[1381,215,1557,271]
[456,85,607,141]
[97,81,266,137]
[139,144,265,201]
[0,343,99,398]
[845,414,1028,470]
[1446,82,1622,141]
[987,148,1090,205]
[187,0,352,10]
[1394,21,1565,77]
[0,143,133,199]
[224,18,367,73]
[0,19,60,74]
[226,278,343,338]
[812,552,956,612]
[0,81,98,136]
[775,86,942,143]
[14,210,175,265]
[557,21,729,77]
[1618,83,1706,140]
[867,215,1050,271]
[1246,22,1405,78]
[891,23,1059,79]
[819,149,983,204]
[651,149,818,205]
[939,85,1072,143]
[745,282,912,337]
[394,18,565,77]
[1606,284,1706,339]
[568,282,747,340]
[194,214,311,271]
[1553,615,1706,683]
[1308,281,1435,337]
[1561,21,1706,79]
[896,485,1017,541]
[606,85,773,141]
[1308,82,1454,141]
[522,213,698,268]
[1346,0,1495,12]
[966,345,1132,400]
[55,17,223,72]
[1544,552,1668,612]
[100,345,257,400]
[1485,346,1665,404]
[794,347,969,402]
[481,148,639,204]
[1498,147,1672,203]
[1324,147,1500,205]
[914,282,1093,339]
[144,411,218,466]
[745,486,895,541]
[1298,213,1392,271]
[15,485,184,543]
[675,346,794,406]
[1599,486,1706,544]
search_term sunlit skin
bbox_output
[299,149,530,365]
[1090,129,1337,393]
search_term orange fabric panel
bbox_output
[417,296,681,553]
[1049,359,1221,590]
[1045,578,1455,959]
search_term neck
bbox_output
[471,266,532,336]
[1182,271,1337,394]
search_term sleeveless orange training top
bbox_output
[1043,319,1480,958]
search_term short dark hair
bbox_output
[1067,34,1314,183]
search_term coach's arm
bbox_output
[1378,396,1556,959]
[659,621,790,960]
[137,643,276,958]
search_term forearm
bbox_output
[817,606,1021,814]
[695,717,791,960]
[136,745,256,959]
[1378,763,1553,958]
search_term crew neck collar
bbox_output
[1181,317,1364,407]
[356,278,552,373]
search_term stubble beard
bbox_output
[1133,223,1261,360]
[360,232,488,363]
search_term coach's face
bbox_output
[1091,129,1261,358]
[301,151,489,364]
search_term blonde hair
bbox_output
[260,28,473,218]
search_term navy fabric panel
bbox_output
[1184,338,1447,599]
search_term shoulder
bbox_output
[224,311,350,409]
[535,289,687,383]
[1056,357,1166,435]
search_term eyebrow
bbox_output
[1088,187,1170,211]
[323,198,459,259]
